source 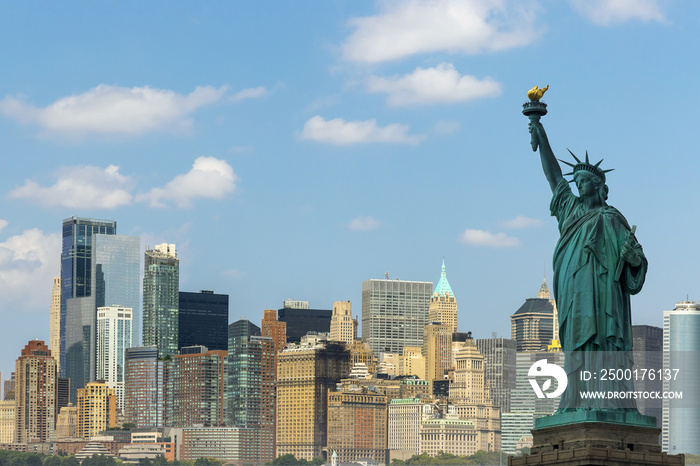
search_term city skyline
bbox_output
[1,1,699,381]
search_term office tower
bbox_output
[632,325,662,428]
[124,346,168,428]
[77,381,117,439]
[178,290,229,351]
[388,399,434,459]
[50,277,61,373]
[401,347,426,379]
[277,302,332,342]
[0,397,15,444]
[261,310,287,355]
[510,281,555,352]
[537,277,559,342]
[501,350,564,454]
[170,347,227,428]
[57,377,71,414]
[423,322,453,392]
[476,335,516,414]
[61,216,117,375]
[96,306,133,412]
[330,300,354,345]
[143,244,180,358]
[663,301,700,454]
[449,336,501,453]
[362,278,433,357]
[55,403,79,440]
[277,340,351,459]
[15,340,57,443]
[64,230,140,402]
[348,340,378,376]
[326,387,388,464]
[428,260,458,333]
[228,320,276,462]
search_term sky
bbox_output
[0,0,698,381]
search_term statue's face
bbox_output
[574,171,600,199]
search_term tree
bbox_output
[61,457,79,466]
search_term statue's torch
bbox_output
[522,85,549,151]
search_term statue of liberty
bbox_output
[527,103,648,412]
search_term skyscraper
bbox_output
[663,301,700,455]
[124,346,168,428]
[228,320,276,462]
[143,244,180,358]
[476,335,516,414]
[277,303,332,342]
[61,216,117,375]
[423,322,453,392]
[261,309,287,355]
[96,305,133,413]
[510,280,555,352]
[50,277,61,373]
[428,260,458,333]
[632,324,662,428]
[178,290,229,351]
[330,300,354,345]
[15,340,57,443]
[65,232,140,402]
[170,347,227,428]
[76,381,117,439]
[361,278,432,357]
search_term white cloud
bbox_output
[0,219,7,233]
[230,86,268,102]
[568,0,667,25]
[367,63,501,106]
[434,120,461,134]
[342,0,539,63]
[348,216,381,231]
[459,228,520,247]
[0,84,227,138]
[9,165,133,209]
[301,115,424,145]
[140,156,238,208]
[503,215,542,229]
[0,227,60,313]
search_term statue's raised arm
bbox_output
[529,120,563,193]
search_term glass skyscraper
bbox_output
[64,228,140,402]
[179,290,229,351]
[143,244,180,358]
[361,278,432,357]
[61,216,117,375]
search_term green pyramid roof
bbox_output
[434,259,455,297]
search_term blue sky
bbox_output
[0,0,697,381]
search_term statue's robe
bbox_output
[550,179,647,411]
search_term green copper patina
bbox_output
[526,94,655,427]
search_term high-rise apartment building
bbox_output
[476,335,516,414]
[276,340,351,459]
[61,216,117,375]
[50,277,61,374]
[423,322,453,392]
[3,372,15,401]
[0,398,16,444]
[261,309,287,356]
[77,381,117,439]
[228,320,276,463]
[124,346,168,428]
[326,387,388,464]
[178,290,229,351]
[64,227,140,401]
[170,347,227,428]
[143,244,179,358]
[96,306,133,413]
[663,301,700,455]
[330,301,354,345]
[510,280,555,352]
[362,278,432,357]
[428,260,458,333]
[15,340,57,443]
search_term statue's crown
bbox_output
[559,150,613,182]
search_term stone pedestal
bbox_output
[508,413,685,465]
